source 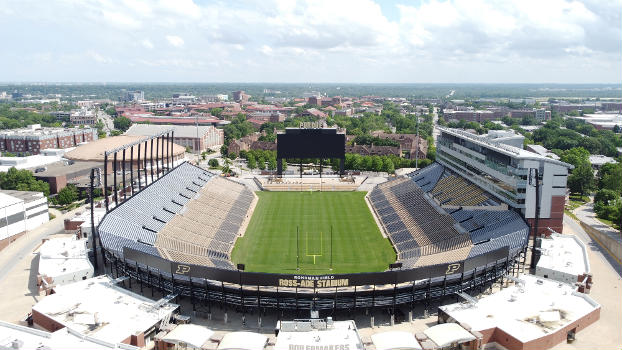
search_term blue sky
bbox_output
[1,0,620,83]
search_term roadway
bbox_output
[0,206,86,323]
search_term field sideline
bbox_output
[231,191,396,275]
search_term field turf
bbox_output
[231,191,396,274]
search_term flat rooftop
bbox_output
[439,274,600,343]
[0,190,45,203]
[32,275,178,344]
[438,127,572,168]
[274,319,364,350]
[38,237,93,281]
[0,320,137,350]
[537,233,589,276]
[0,154,65,172]
[34,160,101,177]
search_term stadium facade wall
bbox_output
[526,195,565,235]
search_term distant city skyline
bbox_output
[1,0,620,83]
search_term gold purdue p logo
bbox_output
[445,263,460,275]
[175,264,191,275]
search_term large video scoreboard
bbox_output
[277,126,345,159]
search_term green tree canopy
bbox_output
[56,184,79,205]
[113,116,132,132]
[567,163,595,196]
[0,167,50,196]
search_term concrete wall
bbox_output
[580,221,622,264]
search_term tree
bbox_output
[268,157,277,170]
[0,167,50,196]
[113,116,132,132]
[383,157,395,174]
[56,184,79,205]
[257,156,266,170]
[371,156,383,172]
[247,154,257,169]
[559,147,590,168]
[567,163,595,196]
[208,158,219,168]
[599,162,622,195]
[594,189,618,206]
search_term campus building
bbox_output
[125,124,224,152]
[0,125,97,155]
[436,127,573,235]
[0,190,49,251]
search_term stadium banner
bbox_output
[463,246,509,272]
[123,247,172,274]
[122,245,510,288]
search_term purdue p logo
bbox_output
[175,264,191,275]
[445,263,460,275]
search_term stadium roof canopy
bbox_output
[64,135,185,162]
[371,331,422,350]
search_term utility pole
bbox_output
[529,168,540,270]
[415,117,420,169]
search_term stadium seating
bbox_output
[370,162,529,269]
[430,173,490,207]
[98,162,257,270]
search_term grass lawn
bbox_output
[566,195,589,211]
[232,191,396,275]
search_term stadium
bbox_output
[94,126,568,316]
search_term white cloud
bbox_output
[86,50,116,64]
[0,0,619,82]
[141,39,154,49]
[165,35,184,47]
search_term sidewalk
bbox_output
[0,205,87,323]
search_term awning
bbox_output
[218,331,268,350]
[424,323,475,348]
[161,324,214,349]
[371,331,422,350]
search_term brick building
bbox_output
[232,90,250,103]
[70,108,97,125]
[443,110,497,122]
[308,96,342,107]
[370,131,428,159]
[346,144,401,157]
[125,124,224,152]
[0,125,97,155]
[227,133,260,155]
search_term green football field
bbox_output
[231,191,396,275]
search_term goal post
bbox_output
[295,226,334,269]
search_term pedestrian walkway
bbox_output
[0,205,86,323]
[574,200,622,265]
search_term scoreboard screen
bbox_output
[277,128,345,159]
